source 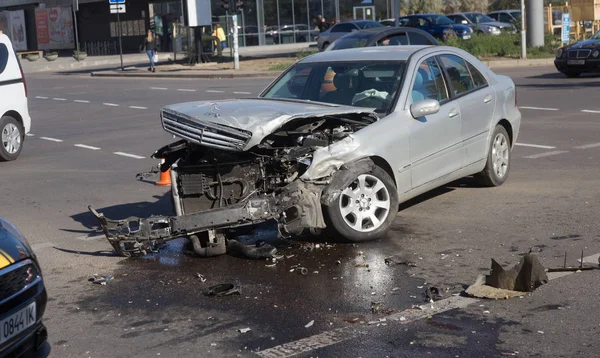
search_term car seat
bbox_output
[321,72,357,105]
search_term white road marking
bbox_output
[74,99,90,103]
[103,103,119,107]
[52,98,67,101]
[519,106,559,111]
[524,150,569,159]
[581,109,600,114]
[258,251,600,358]
[113,151,145,159]
[26,133,34,137]
[233,91,252,94]
[74,144,101,150]
[39,137,63,143]
[177,89,196,92]
[129,106,148,109]
[515,143,556,149]
[206,90,224,93]
[35,96,48,99]
[574,142,600,149]
[151,87,168,90]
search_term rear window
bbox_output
[0,44,9,74]
[329,33,372,50]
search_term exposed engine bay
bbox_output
[89,111,378,258]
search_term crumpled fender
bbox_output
[320,158,375,207]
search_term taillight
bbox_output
[19,64,27,97]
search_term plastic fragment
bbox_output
[305,320,314,328]
[238,328,251,333]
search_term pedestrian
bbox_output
[212,24,227,50]
[145,29,156,73]
[318,16,329,32]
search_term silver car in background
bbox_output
[447,12,514,35]
[316,20,385,51]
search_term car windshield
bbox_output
[328,33,372,50]
[357,21,385,29]
[465,13,494,23]
[262,60,406,113]
[592,30,600,39]
[425,15,454,25]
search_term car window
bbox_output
[331,23,355,33]
[0,44,8,74]
[398,18,410,26]
[439,54,475,96]
[499,13,513,23]
[466,61,487,88]
[329,32,371,50]
[408,32,435,45]
[376,33,409,46]
[447,15,461,24]
[487,13,499,21]
[411,57,448,103]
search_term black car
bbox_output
[0,217,49,358]
[324,26,439,51]
[555,30,600,77]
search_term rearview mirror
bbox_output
[410,99,440,118]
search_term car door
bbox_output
[438,54,496,167]
[407,55,463,189]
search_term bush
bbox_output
[443,32,558,59]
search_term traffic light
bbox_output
[221,0,230,11]
[235,0,243,11]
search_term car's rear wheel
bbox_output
[0,116,24,161]
[325,166,398,242]
[563,70,581,78]
[476,125,511,187]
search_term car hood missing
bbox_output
[161,98,378,150]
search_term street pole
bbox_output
[73,0,80,61]
[233,15,239,70]
[521,0,527,59]
[117,7,124,70]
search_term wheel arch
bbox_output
[2,110,23,128]
[369,155,396,188]
[496,118,513,147]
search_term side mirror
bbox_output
[410,99,440,118]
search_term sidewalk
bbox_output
[20,42,316,75]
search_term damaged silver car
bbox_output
[90,45,521,257]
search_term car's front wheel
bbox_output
[476,124,511,187]
[0,116,24,161]
[325,166,398,242]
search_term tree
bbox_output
[488,0,519,11]
[406,0,444,14]
[460,0,489,12]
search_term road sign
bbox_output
[561,13,570,44]
[109,0,126,4]
[110,4,126,14]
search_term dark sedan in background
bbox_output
[0,217,49,358]
[555,30,600,77]
[316,20,384,51]
[398,14,473,40]
[325,26,438,51]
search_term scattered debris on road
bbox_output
[304,320,314,328]
[384,255,417,267]
[204,283,241,297]
[196,273,207,282]
[88,274,114,285]
[294,267,308,275]
[238,328,252,333]
[425,287,441,302]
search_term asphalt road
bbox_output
[2,65,600,358]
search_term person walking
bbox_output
[145,30,156,73]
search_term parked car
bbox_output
[272,24,319,44]
[0,217,49,357]
[487,10,521,25]
[0,34,31,161]
[398,14,473,40]
[316,20,385,51]
[379,18,395,26]
[447,12,514,35]
[325,26,438,51]
[554,30,600,77]
[90,45,521,256]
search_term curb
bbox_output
[90,70,283,79]
[484,58,555,69]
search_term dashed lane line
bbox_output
[177,89,197,92]
[26,133,34,137]
[52,98,67,101]
[574,142,600,150]
[519,106,559,111]
[35,96,48,99]
[103,103,119,107]
[150,87,168,90]
[206,90,224,93]
[524,150,569,159]
[113,151,145,159]
[515,142,556,149]
[74,99,90,103]
[74,144,101,150]
[581,110,600,114]
[129,106,148,109]
[233,91,252,95]
[39,137,63,143]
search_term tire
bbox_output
[476,125,511,187]
[325,166,399,242]
[0,116,24,161]
[563,70,581,78]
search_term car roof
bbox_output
[488,9,520,13]
[299,45,433,63]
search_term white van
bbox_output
[0,33,31,161]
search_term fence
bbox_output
[81,41,119,56]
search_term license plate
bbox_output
[462,35,471,40]
[0,302,36,344]
[567,60,585,65]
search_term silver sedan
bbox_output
[122,46,521,249]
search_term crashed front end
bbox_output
[90,99,378,257]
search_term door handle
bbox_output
[448,109,459,118]
[484,95,493,103]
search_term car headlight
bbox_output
[556,48,563,58]
[488,26,499,33]
[593,50,599,57]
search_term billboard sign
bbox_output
[9,10,27,51]
[35,6,74,50]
